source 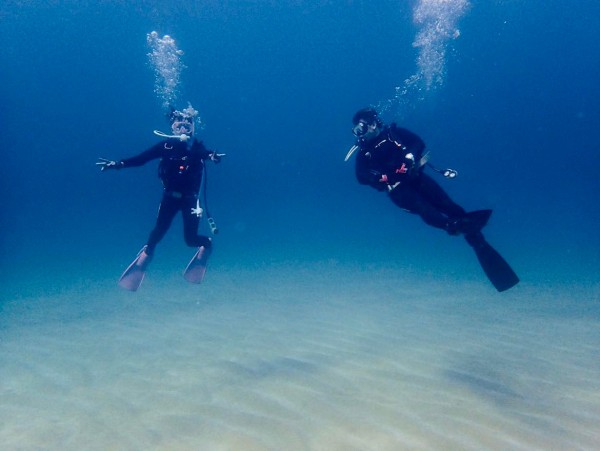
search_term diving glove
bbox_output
[96,158,123,171]
[210,152,225,163]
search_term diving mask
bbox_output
[171,118,194,136]
[352,120,371,138]
[170,105,198,136]
[154,103,199,142]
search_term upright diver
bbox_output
[97,104,224,291]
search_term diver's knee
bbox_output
[200,236,212,249]
[185,235,211,248]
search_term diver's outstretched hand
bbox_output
[96,158,123,171]
[210,152,225,163]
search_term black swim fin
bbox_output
[465,232,519,292]
[183,245,212,284]
[118,246,152,291]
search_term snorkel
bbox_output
[153,103,199,142]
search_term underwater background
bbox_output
[1,1,600,449]
[1,0,598,288]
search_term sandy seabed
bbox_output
[1,262,599,450]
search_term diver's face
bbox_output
[353,120,379,142]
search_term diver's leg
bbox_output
[389,185,450,230]
[146,195,179,255]
[417,174,493,235]
[181,196,212,284]
[417,173,466,218]
[182,197,212,249]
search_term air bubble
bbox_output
[147,32,186,110]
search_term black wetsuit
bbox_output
[355,124,466,231]
[120,138,214,255]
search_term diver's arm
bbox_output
[119,142,166,168]
[97,142,166,171]
[193,140,225,163]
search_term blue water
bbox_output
[2,1,599,292]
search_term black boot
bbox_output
[447,210,492,236]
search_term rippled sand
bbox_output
[1,263,599,450]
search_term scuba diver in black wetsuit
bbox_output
[97,104,224,291]
[346,107,519,291]
[349,107,486,234]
